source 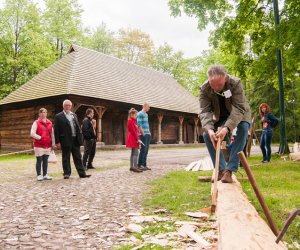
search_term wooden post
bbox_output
[178,116,184,144]
[72,103,82,113]
[157,113,164,144]
[193,117,199,144]
[94,106,107,144]
[238,151,280,236]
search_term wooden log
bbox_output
[217,175,287,250]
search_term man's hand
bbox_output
[55,143,61,150]
[92,119,96,129]
[208,129,217,148]
[216,127,229,142]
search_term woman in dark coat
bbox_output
[126,108,142,172]
[259,103,278,163]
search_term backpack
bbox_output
[270,115,279,128]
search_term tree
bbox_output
[0,0,55,98]
[168,0,300,143]
[84,23,115,55]
[43,0,83,59]
[115,28,154,66]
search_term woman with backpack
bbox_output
[258,103,279,163]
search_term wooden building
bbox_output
[0,45,202,149]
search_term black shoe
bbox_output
[64,175,70,179]
[130,167,143,173]
[87,165,96,169]
[80,174,91,178]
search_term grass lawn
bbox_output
[0,153,33,161]
[118,155,299,249]
[239,155,300,247]
[144,171,212,218]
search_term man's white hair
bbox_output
[63,99,72,107]
[207,65,227,78]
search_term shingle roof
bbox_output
[0,45,200,114]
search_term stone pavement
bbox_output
[0,146,268,249]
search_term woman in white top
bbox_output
[30,108,55,181]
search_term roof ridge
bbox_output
[67,47,79,94]
[69,44,176,80]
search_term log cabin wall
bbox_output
[161,116,179,144]
[0,105,56,149]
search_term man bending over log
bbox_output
[199,65,251,183]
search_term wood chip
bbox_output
[185,212,209,220]
[126,223,143,233]
[79,214,90,221]
[175,221,205,227]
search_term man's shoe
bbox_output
[143,166,151,170]
[211,169,224,183]
[64,175,70,179]
[87,165,96,169]
[37,175,43,181]
[130,167,143,172]
[80,174,91,178]
[43,175,52,180]
[221,169,233,183]
[262,160,270,163]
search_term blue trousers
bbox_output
[203,121,249,172]
[260,131,273,161]
[138,134,151,167]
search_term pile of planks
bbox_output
[185,156,214,171]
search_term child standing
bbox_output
[126,108,142,172]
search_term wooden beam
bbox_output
[94,106,107,143]
[178,116,184,144]
[216,175,287,250]
[157,113,164,144]
[193,117,199,144]
[72,103,82,113]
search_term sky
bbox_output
[0,0,212,58]
[77,0,212,58]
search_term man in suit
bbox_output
[54,99,91,179]
[82,108,97,170]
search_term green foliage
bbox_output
[168,0,300,142]
[83,23,115,54]
[0,0,55,98]
[114,28,154,66]
[43,0,83,59]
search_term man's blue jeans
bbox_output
[203,122,249,172]
[260,131,273,162]
[138,134,151,167]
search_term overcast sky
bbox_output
[0,0,212,57]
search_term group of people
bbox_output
[125,103,152,172]
[30,64,278,183]
[30,100,94,181]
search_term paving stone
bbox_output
[0,148,221,249]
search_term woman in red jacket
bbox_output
[30,108,55,181]
[126,108,142,172]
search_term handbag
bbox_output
[48,150,57,163]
